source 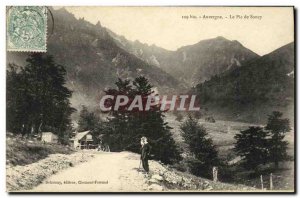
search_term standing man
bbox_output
[140,136,151,176]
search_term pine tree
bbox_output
[180,115,219,178]
[104,78,133,151]
[6,54,75,141]
[265,111,290,169]
[104,76,182,164]
[7,64,30,135]
[234,126,269,171]
[77,106,105,143]
[78,105,98,131]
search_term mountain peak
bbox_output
[215,36,227,40]
[53,7,76,20]
[166,36,260,85]
[96,21,101,27]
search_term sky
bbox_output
[59,7,294,56]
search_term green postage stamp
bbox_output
[7,6,47,52]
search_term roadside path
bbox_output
[32,152,149,192]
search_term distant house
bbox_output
[70,131,97,149]
[41,132,58,143]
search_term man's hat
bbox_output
[141,136,147,141]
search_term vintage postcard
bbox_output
[6,6,295,193]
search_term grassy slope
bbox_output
[6,133,74,166]
[166,113,294,190]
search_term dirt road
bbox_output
[32,152,150,192]
[25,150,260,192]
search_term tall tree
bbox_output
[7,64,30,135]
[265,111,290,169]
[77,106,105,142]
[7,54,75,140]
[103,78,133,151]
[180,115,219,178]
[78,105,98,131]
[234,127,269,171]
[103,76,182,164]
